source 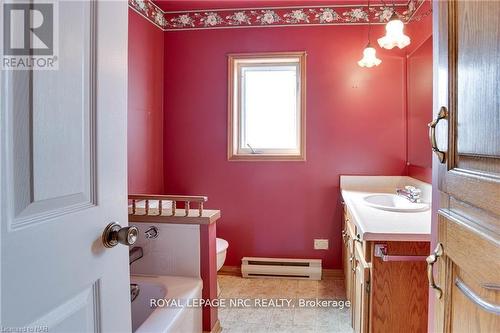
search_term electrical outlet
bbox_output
[314,239,329,250]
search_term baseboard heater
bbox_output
[241,257,322,280]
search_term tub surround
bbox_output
[130,223,201,277]
[340,175,431,241]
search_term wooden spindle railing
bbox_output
[128,194,208,218]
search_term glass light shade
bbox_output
[358,46,382,68]
[377,17,411,49]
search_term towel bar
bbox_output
[380,254,427,262]
[374,244,427,262]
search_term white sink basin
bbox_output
[363,194,429,212]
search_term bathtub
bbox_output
[131,275,202,333]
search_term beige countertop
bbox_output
[340,175,431,242]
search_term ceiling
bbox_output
[154,0,410,12]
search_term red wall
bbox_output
[407,36,432,183]
[128,10,165,194]
[406,0,433,183]
[163,25,407,269]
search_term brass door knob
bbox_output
[102,223,138,248]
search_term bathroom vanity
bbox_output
[340,176,431,333]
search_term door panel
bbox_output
[456,0,500,158]
[439,212,499,285]
[433,0,500,331]
[32,0,94,203]
[451,269,500,332]
[8,0,96,229]
[30,281,101,332]
[1,0,130,331]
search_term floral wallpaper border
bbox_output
[128,0,426,31]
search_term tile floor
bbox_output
[217,275,353,333]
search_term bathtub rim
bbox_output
[130,274,203,333]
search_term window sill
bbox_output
[228,153,306,161]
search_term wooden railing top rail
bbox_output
[128,194,220,225]
[128,194,208,202]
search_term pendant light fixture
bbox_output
[377,4,411,49]
[358,0,381,68]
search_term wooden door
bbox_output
[431,0,500,331]
[0,0,130,331]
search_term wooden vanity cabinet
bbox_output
[343,206,370,333]
[342,206,430,333]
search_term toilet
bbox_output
[216,238,229,296]
[216,238,229,271]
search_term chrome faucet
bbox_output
[130,283,140,302]
[145,226,159,239]
[396,185,422,203]
[129,246,143,265]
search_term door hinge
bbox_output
[365,281,370,293]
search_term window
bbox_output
[228,52,306,161]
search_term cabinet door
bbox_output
[342,226,352,301]
[342,207,354,304]
[353,242,370,333]
[345,212,358,328]
[433,0,500,331]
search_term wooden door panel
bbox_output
[451,268,500,333]
[353,242,370,333]
[440,0,500,217]
[434,0,500,332]
[342,210,353,304]
[345,214,357,327]
[436,214,500,332]
[438,213,499,284]
[443,170,500,218]
[456,0,500,158]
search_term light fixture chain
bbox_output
[367,0,371,44]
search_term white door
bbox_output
[1,1,130,331]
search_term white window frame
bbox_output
[227,52,306,161]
